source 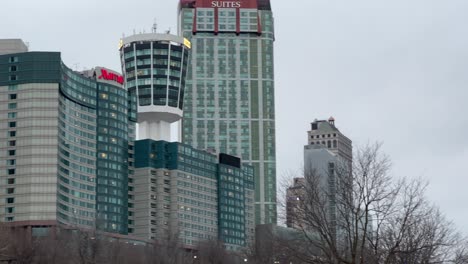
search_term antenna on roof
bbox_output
[152,19,158,33]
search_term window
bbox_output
[8,103,17,109]
[6,198,14,204]
[8,122,16,128]
[7,159,16,166]
[9,66,17,72]
[8,131,16,137]
[7,178,15,184]
[9,75,17,81]
[9,140,16,146]
[6,207,14,214]
[9,150,15,156]
[8,112,17,118]
[5,217,14,222]
[8,169,15,175]
[7,188,14,194]
[32,227,49,237]
[9,94,17,100]
[9,56,18,63]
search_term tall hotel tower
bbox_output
[178,0,277,224]
[0,42,135,235]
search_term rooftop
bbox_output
[0,39,28,55]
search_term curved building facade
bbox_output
[120,33,191,141]
[0,51,135,235]
[58,64,98,228]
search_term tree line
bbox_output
[1,143,467,264]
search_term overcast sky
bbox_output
[2,0,467,234]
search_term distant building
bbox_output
[0,48,135,235]
[307,117,352,165]
[0,39,28,55]
[287,118,352,239]
[286,178,305,229]
[131,139,255,251]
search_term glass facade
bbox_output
[120,34,191,142]
[95,81,132,234]
[0,52,134,235]
[218,163,246,247]
[179,1,277,224]
[58,65,97,227]
[133,139,253,248]
[121,38,189,108]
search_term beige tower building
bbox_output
[286,117,352,231]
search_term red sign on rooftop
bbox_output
[97,68,124,85]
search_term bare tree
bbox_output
[248,224,308,264]
[282,142,465,264]
[195,239,252,264]
[0,223,13,263]
[145,232,192,264]
[453,240,468,264]
[0,226,37,264]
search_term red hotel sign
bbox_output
[196,0,257,8]
[98,69,124,85]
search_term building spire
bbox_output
[152,19,157,33]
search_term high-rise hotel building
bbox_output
[178,0,277,224]
[0,42,136,235]
[132,140,255,250]
[120,33,255,250]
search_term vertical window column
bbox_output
[5,91,18,221]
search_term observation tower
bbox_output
[119,33,191,141]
